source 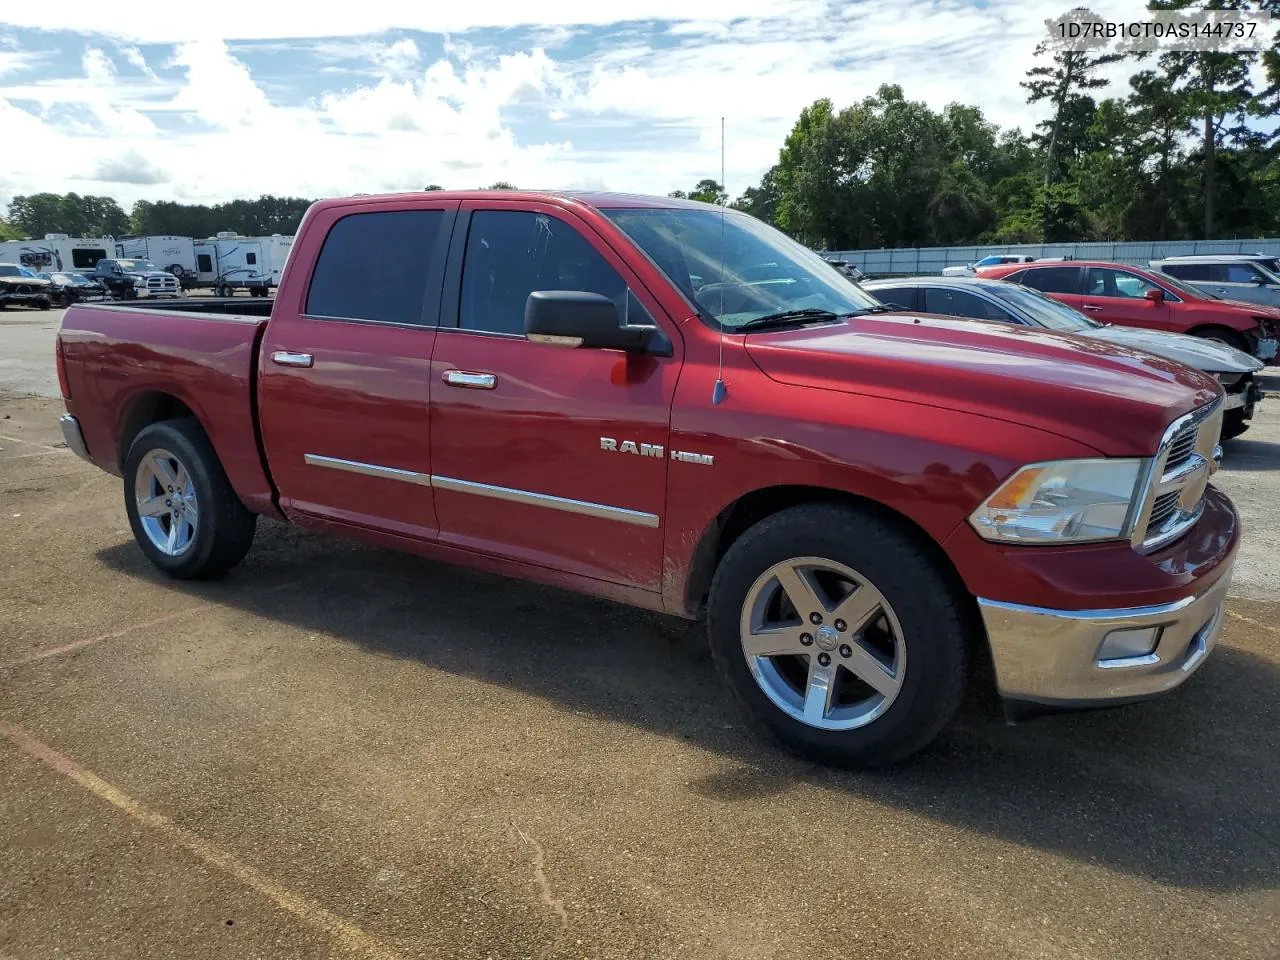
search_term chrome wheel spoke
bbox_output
[831,583,884,635]
[138,495,169,518]
[802,659,840,724]
[183,497,199,525]
[842,639,901,699]
[773,563,822,617]
[147,454,178,490]
[743,626,807,658]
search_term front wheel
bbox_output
[124,420,257,579]
[707,504,971,767]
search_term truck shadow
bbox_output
[97,530,1280,893]
[1221,435,1280,471]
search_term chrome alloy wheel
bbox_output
[134,448,199,556]
[739,557,906,730]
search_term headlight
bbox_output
[969,459,1145,544]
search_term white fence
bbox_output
[828,239,1280,276]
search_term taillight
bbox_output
[56,337,71,400]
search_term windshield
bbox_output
[603,207,881,327]
[116,260,158,272]
[994,284,1100,332]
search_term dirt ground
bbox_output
[1,324,1279,959]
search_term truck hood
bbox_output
[1085,324,1263,374]
[125,270,176,280]
[0,276,52,288]
[743,314,1221,456]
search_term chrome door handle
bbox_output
[442,370,496,389]
[1082,305,1103,312]
[271,351,313,368]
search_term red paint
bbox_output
[58,191,1239,626]
[979,259,1278,344]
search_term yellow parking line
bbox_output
[0,719,400,960]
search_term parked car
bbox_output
[0,263,53,310]
[864,276,1265,439]
[56,190,1238,768]
[824,258,867,282]
[1149,255,1280,309]
[978,258,1280,362]
[89,258,182,299]
[36,271,108,306]
[942,254,1036,277]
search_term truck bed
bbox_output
[57,301,278,516]
[107,297,275,317]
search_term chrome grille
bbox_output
[1132,398,1223,553]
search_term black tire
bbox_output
[1222,408,1250,440]
[36,297,51,310]
[123,420,256,579]
[706,504,971,768]
[167,264,184,278]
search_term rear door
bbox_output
[1079,266,1171,330]
[921,287,1018,324]
[258,200,457,539]
[427,200,682,591]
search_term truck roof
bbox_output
[311,190,722,213]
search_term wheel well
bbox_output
[116,392,197,471]
[682,485,975,623]
[1187,324,1249,347]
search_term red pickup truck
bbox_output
[977,259,1280,362]
[56,191,1239,766]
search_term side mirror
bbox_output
[524,291,664,353]
[1144,287,1165,303]
[1253,275,1269,285]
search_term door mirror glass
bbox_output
[1144,287,1165,303]
[525,291,661,353]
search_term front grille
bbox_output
[1164,422,1198,470]
[1135,398,1222,552]
[145,276,178,291]
[1148,491,1180,529]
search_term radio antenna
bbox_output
[712,116,728,405]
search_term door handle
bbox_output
[442,370,496,389]
[1082,305,1103,312]
[271,351,313,368]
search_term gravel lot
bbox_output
[2,304,1278,959]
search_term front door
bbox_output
[428,202,682,591]
[1079,266,1172,331]
[257,201,457,540]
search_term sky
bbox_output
[0,0,1238,213]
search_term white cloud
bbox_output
[0,0,1247,213]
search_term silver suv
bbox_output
[1149,254,1280,308]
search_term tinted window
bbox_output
[72,249,106,269]
[1222,263,1263,283]
[1164,263,1211,281]
[1085,268,1160,299]
[923,288,1015,322]
[1002,269,1026,284]
[460,210,649,335]
[306,210,443,324]
[197,253,213,272]
[246,252,257,265]
[869,286,916,310]
[1021,266,1081,294]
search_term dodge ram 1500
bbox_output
[56,191,1240,766]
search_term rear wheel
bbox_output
[124,420,256,579]
[706,504,971,767]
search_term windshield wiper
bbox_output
[734,308,839,332]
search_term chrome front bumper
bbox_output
[977,564,1233,707]
[59,414,91,463]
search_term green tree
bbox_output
[1147,0,1260,238]
[730,167,780,223]
[1021,14,1124,190]
[484,181,516,190]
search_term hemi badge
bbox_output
[671,450,714,466]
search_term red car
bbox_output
[977,259,1279,362]
[56,192,1238,767]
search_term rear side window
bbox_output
[306,210,444,324]
[459,210,649,335]
[869,286,916,310]
[72,249,106,269]
[1021,266,1081,294]
[923,288,1014,322]
[1163,263,1210,281]
[246,252,257,265]
[197,254,213,272]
